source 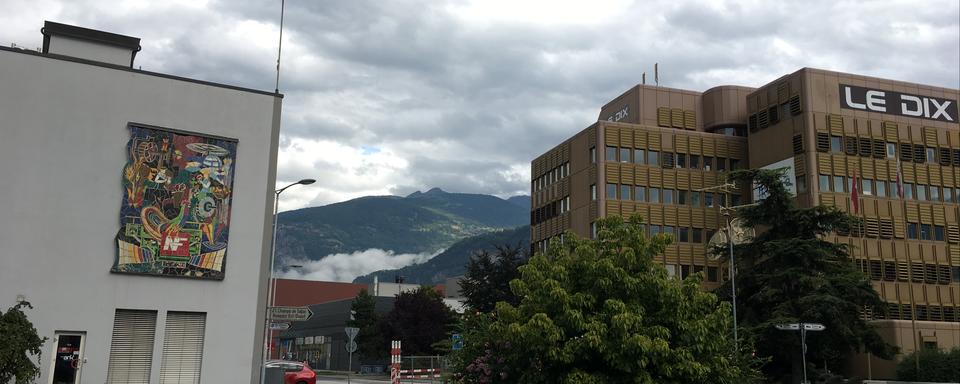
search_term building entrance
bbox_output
[49,332,85,384]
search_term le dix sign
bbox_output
[839,84,957,123]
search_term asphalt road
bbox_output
[315,375,441,384]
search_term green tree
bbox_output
[381,286,456,356]
[452,215,761,383]
[459,244,527,313]
[724,168,896,382]
[895,347,960,382]
[0,301,47,384]
[346,289,387,362]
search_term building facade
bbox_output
[531,68,960,379]
[0,22,280,384]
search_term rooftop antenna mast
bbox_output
[274,0,286,94]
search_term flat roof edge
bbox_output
[0,45,282,98]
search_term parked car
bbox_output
[265,360,316,384]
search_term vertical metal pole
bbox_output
[274,0,285,94]
[801,325,808,384]
[261,191,279,384]
[726,212,738,352]
[347,348,352,384]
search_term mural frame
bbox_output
[112,122,239,280]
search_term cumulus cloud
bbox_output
[3,0,957,210]
[278,248,442,282]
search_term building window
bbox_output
[590,147,596,164]
[920,224,932,240]
[650,225,661,235]
[621,185,632,200]
[833,176,845,192]
[703,157,713,171]
[934,225,945,241]
[591,184,596,201]
[819,175,830,192]
[676,153,687,168]
[831,136,842,153]
[690,155,700,169]
[704,192,714,207]
[591,222,597,238]
[926,147,936,163]
[886,143,896,158]
[665,264,677,278]
[680,265,690,279]
[944,188,953,203]
[635,186,646,202]
[904,183,914,199]
[907,223,918,239]
[876,181,887,197]
[649,187,661,203]
[707,266,719,282]
[679,227,689,242]
[690,191,701,207]
[663,226,675,239]
[917,184,927,201]
[620,148,631,163]
[930,186,941,201]
[633,149,645,164]
[606,146,617,162]
[648,150,659,166]
[159,312,207,384]
[663,189,674,204]
[607,184,618,199]
[107,309,158,384]
[716,157,727,172]
[797,176,808,193]
[692,228,703,243]
[730,158,741,170]
[862,179,873,195]
[731,194,741,206]
[678,190,688,205]
[565,196,570,212]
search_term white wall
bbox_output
[0,48,280,384]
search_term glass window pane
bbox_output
[930,186,940,201]
[920,224,931,240]
[926,148,936,163]
[676,154,686,168]
[819,175,831,192]
[649,187,660,203]
[862,179,873,195]
[621,185,632,200]
[678,190,687,205]
[730,159,741,170]
[690,155,700,169]
[606,146,617,161]
[831,136,842,153]
[704,157,713,171]
[690,191,701,207]
[834,176,845,192]
[876,181,887,197]
[648,150,659,166]
[620,148,631,163]
[591,184,597,200]
[944,188,952,203]
[634,149,644,164]
[704,193,714,207]
[907,223,918,239]
[904,183,914,199]
[934,226,945,241]
[692,228,702,243]
[590,147,596,163]
[635,186,646,202]
[716,157,727,171]
[886,143,896,158]
[663,189,674,204]
[607,184,618,199]
[679,227,689,242]
[917,185,927,201]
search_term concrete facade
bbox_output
[532,68,960,380]
[0,23,280,384]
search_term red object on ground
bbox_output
[266,360,316,384]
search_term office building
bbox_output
[0,22,281,384]
[530,67,959,379]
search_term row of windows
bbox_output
[872,303,960,322]
[599,146,743,171]
[665,264,721,282]
[818,174,960,203]
[856,260,960,285]
[533,233,566,253]
[817,133,960,167]
[645,224,718,244]
[595,183,743,207]
[748,95,802,132]
[533,162,570,192]
[906,223,946,241]
[531,196,570,226]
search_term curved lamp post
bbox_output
[262,178,315,383]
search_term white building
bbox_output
[0,21,280,384]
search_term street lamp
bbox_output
[262,178,315,383]
[697,182,758,353]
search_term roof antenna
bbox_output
[655,63,659,87]
[642,72,646,85]
[274,0,286,94]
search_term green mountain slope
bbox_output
[275,189,529,263]
[352,225,531,284]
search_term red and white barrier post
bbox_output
[390,340,401,384]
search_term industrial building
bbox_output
[530,67,959,379]
[0,22,281,384]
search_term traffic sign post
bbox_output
[452,334,463,351]
[345,327,360,384]
[775,323,825,384]
[269,322,290,331]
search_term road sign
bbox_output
[775,323,800,331]
[346,340,358,353]
[345,327,359,341]
[269,306,313,321]
[803,323,825,331]
[269,322,290,331]
[452,334,463,350]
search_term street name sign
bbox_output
[269,306,313,321]
[270,322,290,331]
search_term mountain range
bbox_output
[275,188,530,271]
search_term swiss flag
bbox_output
[851,171,860,214]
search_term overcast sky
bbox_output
[3,0,958,211]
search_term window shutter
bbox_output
[107,309,158,384]
[160,312,207,384]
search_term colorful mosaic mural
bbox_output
[113,124,237,279]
